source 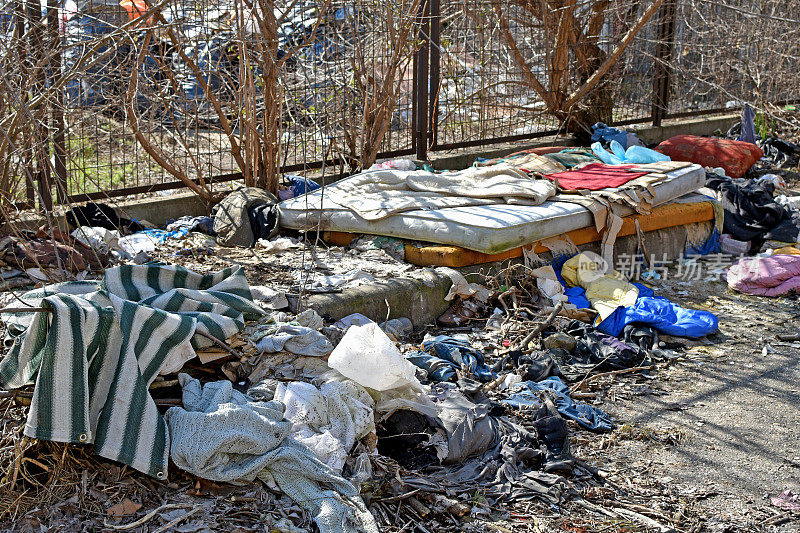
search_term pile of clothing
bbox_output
[726,104,800,169]
[704,171,800,252]
[557,252,718,338]
[65,201,224,264]
[213,187,280,247]
[727,252,800,297]
[0,264,378,533]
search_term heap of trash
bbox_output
[2,107,800,531]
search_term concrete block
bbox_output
[630,114,739,145]
[300,269,453,327]
[114,193,210,227]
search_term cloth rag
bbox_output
[272,379,375,473]
[0,264,265,479]
[503,377,614,432]
[166,374,378,533]
[727,255,800,297]
[545,163,648,191]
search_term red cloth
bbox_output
[655,135,763,179]
[545,163,648,191]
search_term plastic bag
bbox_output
[349,453,373,486]
[592,140,671,165]
[328,323,422,391]
[381,318,413,340]
[117,232,158,256]
[368,159,416,171]
[756,173,786,190]
[776,195,800,211]
[624,145,672,164]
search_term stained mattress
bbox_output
[278,164,706,254]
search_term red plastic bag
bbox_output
[655,135,763,179]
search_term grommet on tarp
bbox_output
[78,433,88,442]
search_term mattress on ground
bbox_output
[279,164,705,254]
[402,193,717,267]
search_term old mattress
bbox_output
[278,164,706,254]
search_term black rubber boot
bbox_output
[533,395,574,474]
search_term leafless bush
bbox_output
[0,0,799,211]
[669,0,800,116]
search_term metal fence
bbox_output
[1,0,799,211]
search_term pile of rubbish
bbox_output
[3,105,800,531]
[0,246,720,531]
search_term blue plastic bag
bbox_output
[591,123,630,148]
[592,140,671,165]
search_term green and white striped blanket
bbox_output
[0,264,265,479]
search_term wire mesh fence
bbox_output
[433,1,566,149]
[668,0,800,117]
[1,0,799,213]
[431,0,666,150]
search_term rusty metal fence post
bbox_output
[652,0,677,127]
[414,0,431,161]
[428,0,440,151]
[46,0,68,204]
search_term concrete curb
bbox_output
[629,114,739,144]
[4,191,210,233]
[296,269,454,327]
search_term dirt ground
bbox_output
[567,273,800,532]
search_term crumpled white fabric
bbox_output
[71,226,121,255]
[249,285,289,310]
[256,324,333,356]
[251,310,333,356]
[273,380,375,473]
[165,374,378,533]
